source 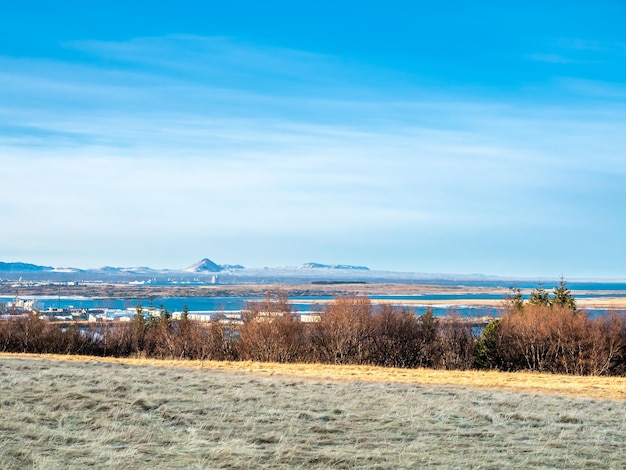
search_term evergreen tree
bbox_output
[131,302,147,353]
[552,276,576,310]
[505,286,524,312]
[473,319,501,369]
[529,284,551,307]
[155,303,170,328]
[134,302,145,325]
[419,307,438,343]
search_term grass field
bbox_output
[1,354,625,469]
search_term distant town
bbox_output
[0,294,321,325]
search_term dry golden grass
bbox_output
[2,352,625,400]
[1,354,625,469]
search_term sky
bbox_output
[1,1,625,277]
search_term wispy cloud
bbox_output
[555,77,626,101]
[65,35,352,94]
[551,38,616,52]
[528,37,626,69]
[1,35,625,273]
[526,53,577,64]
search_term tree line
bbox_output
[0,282,624,376]
[475,280,626,375]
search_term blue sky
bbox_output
[1,1,625,277]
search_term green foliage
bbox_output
[552,277,576,310]
[420,307,438,343]
[417,308,442,368]
[529,284,551,307]
[158,304,171,327]
[132,304,147,333]
[473,319,501,369]
[527,278,576,311]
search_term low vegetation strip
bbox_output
[2,352,626,400]
[1,355,625,469]
[1,289,625,376]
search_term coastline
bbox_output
[2,282,626,309]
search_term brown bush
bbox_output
[437,314,475,370]
[97,313,147,357]
[237,312,306,362]
[5,314,50,353]
[236,291,305,362]
[366,306,442,368]
[171,316,236,361]
[0,293,623,377]
[0,314,102,355]
[589,311,626,375]
[310,296,376,364]
[493,306,626,375]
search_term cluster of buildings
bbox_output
[0,298,321,324]
[2,297,38,312]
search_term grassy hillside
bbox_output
[1,354,625,469]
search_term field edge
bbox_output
[1,351,625,400]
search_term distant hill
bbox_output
[93,266,126,274]
[0,262,54,272]
[298,262,370,271]
[92,266,156,274]
[220,264,245,270]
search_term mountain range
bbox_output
[0,259,370,275]
[297,263,369,271]
[0,259,574,285]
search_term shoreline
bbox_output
[3,282,626,309]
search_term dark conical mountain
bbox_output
[183,258,223,273]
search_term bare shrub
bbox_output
[367,305,420,367]
[493,305,625,375]
[590,311,626,376]
[152,319,179,359]
[203,319,239,360]
[310,296,376,364]
[236,291,305,362]
[237,312,306,362]
[366,306,441,368]
[497,305,563,372]
[98,313,147,357]
[437,314,475,370]
[12,313,49,353]
[0,314,102,356]
[0,316,24,352]
[47,324,102,356]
